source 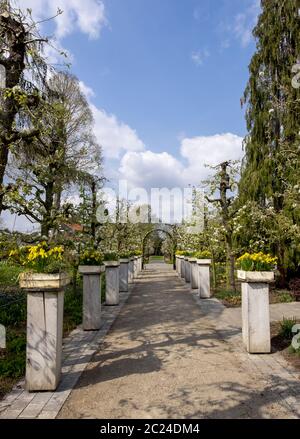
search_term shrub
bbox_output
[0,294,26,327]
[279,317,297,340]
[63,285,83,334]
[194,250,212,259]
[79,249,103,266]
[104,252,119,261]
[214,289,241,307]
[277,292,294,303]
[289,278,300,300]
[119,252,130,259]
[177,251,194,257]
[0,330,26,378]
[0,262,23,287]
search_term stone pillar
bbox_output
[197,259,211,298]
[19,273,70,392]
[79,266,104,331]
[138,256,142,272]
[238,270,273,354]
[184,257,191,283]
[176,256,179,275]
[176,256,182,275]
[26,290,64,391]
[133,256,139,278]
[190,258,198,289]
[119,259,129,292]
[105,262,120,305]
[128,258,134,284]
[180,256,186,279]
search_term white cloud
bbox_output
[181,133,243,167]
[79,81,96,99]
[118,133,244,190]
[191,49,210,66]
[181,133,244,184]
[91,104,145,160]
[119,150,184,189]
[14,0,107,66]
[16,0,107,40]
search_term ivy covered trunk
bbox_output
[0,9,26,214]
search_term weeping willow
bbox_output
[239,0,300,284]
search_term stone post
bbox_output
[79,266,104,331]
[128,257,134,284]
[119,259,129,292]
[180,256,186,279]
[175,256,179,275]
[197,259,211,298]
[138,256,142,272]
[238,270,273,354]
[19,272,70,392]
[105,261,120,305]
[184,257,191,283]
[176,256,181,276]
[190,258,198,289]
[133,256,139,278]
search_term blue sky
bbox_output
[6,0,260,231]
[66,0,258,154]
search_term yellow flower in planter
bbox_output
[237,252,277,271]
[9,242,67,274]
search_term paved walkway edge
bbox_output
[0,280,140,419]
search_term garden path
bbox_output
[58,262,300,419]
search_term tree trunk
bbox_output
[0,12,26,216]
[41,181,54,238]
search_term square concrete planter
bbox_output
[197,259,211,298]
[176,256,183,277]
[237,270,274,283]
[138,256,142,272]
[20,272,70,392]
[133,256,141,278]
[128,258,134,284]
[238,270,274,354]
[119,259,129,292]
[78,265,104,275]
[184,257,191,283]
[104,261,120,305]
[180,257,185,279]
[189,258,198,289]
[78,265,104,331]
[19,272,70,290]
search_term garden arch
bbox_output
[142,228,177,269]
